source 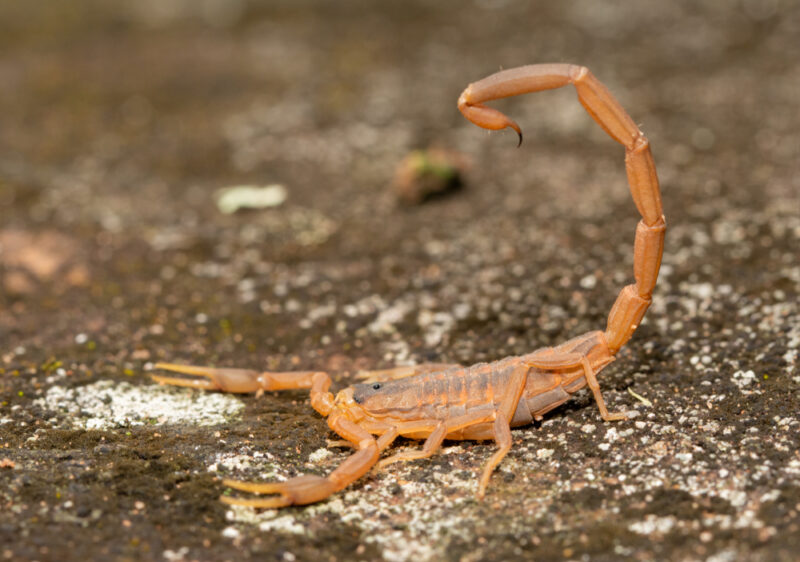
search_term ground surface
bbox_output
[1,1,798,561]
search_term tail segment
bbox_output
[458,63,665,354]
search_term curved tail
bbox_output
[458,64,665,354]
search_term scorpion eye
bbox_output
[372,383,382,390]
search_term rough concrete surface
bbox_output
[1,1,798,561]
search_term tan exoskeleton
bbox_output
[153,64,665,508]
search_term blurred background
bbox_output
[0,1,798,561]
[0,0,796,353]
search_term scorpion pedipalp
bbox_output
[221,475,338,508]
[152,363,263,392]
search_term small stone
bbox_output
[393,149,466,204]
[221,526,240,539]
[215,184,287,214]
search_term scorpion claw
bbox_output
[152,363,263,393]
[150,374,221,390]
[221,475,337,508]
[326,439,355,449]
[220,494,291,509]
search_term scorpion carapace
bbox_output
[153,63,665,508]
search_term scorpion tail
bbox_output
[458,63,665,355]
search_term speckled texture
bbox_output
[1,1,798,561]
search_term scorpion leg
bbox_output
[476,363,530,497]
[580,356,626,421]
[525,351,627,421]
[222,413,379,508]
[377,420,448,468]
[477,413,513,498]
[380,364,529,495]
[377,409,497,469]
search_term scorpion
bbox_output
[153,63,665,508]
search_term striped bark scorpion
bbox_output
[153,63,665,508]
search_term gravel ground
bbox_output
[1,1,798,561]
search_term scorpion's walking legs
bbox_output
[377,410,496,468]
[377,363,530,498]
[525,348,626,421]
[476,363,530,497]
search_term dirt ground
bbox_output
[1,1,798,561]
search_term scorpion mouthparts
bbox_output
[335,387,356,405]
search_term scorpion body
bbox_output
[154,63,665,508]
[351,331,615,436]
